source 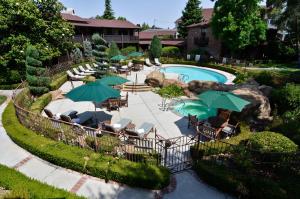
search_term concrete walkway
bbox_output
[0,91,232,199]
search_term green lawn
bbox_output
[0,95,7,105]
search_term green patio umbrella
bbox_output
[198,90,250,112]
[128,52,144,57]
[110,55,127,61]
[97,75,129,86]
[65,81,120,121]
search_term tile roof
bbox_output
[138,29,177,39]
[187,8,214,28]
[139,40,185,46]
[61,13,139,29]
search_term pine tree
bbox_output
[149,36,162,59]
[26,45,50,96]
[83,40,93,58]
[71,48,83,63]
[108,41,120,58]
[102,0,115,20]
[178,0,203,38]
[92,33,108,71]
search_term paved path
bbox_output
[0,91,232,199]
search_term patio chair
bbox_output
[44,109,78,119]
[145,58,153,66]
[222,57,227,64]
[73,68,88,76]
[222,122,240,137]
[78,66,95,75]
[120,92,128,107]
[154,58,162,66]
[60,112,93,125]
[187,54,191,60]
[125,122,155,138]
[66,70,85,81]
[187,114,202,130]
[107,99,120,111]
[85,64,95,71]
[195,54,201,62]
[103,118,132,133]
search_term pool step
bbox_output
[122,83,152,92]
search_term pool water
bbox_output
[161,66,227,83]
[174,100,217,120]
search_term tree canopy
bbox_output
[102,0,115,20]
[0,0,74,84]
[178,0,203,38]
[211,0,267,52]
[141,23,151,31]
[107,42,120,58]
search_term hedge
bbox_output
[3,102,170,189]
[0,164,83,199]
[50,74,67,91]
[0,95,7,106]
[30,93,52,113]
[193,161,288,199]
[0,83,21,90]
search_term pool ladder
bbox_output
[178,74,189,82]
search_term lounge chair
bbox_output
[103,118,132,133]
[120,92,128,107]
[107,99,120,111]
[93,63,99,68]
[154,58,162,66]
[222,122,239,137]
[79,65,95,74]
[187,54,191,60]
[125,122,155,138]
[66,70,85,81]
[44,109,78,119]
[85,64,95,71]
[195,55,201,62]
[222,57,227,64]
[60,112,93,125]
[187,114,203,130]
[145,58,153,66]
[73,68,88,76]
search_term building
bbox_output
[61,12,140,48]
[138,29,185,50]
[185,8,222,57]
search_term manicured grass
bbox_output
[0,164,83,199]
[2,102,170,189]
[0,95,7,106]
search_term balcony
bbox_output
[194,37,209,47]
[73,35,139,44]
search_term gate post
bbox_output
[164,140,172,167]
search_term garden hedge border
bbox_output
[2,102,170,190]
[0,164,82,198]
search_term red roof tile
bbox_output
[187,8,214,28]
[138,29,177,39]
[61,13,139,29]
[139,40,184,46]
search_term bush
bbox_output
[71,48,83,64]
[0,164,82,199]
[50,74,67,90]
[248,132,298,153]
[83,40,93,58]
[162,46,180,57]
[3,102,170,189]
[121,46,136,55]
[0,95,7,105]
[149,36,162,58]
[157,85,184,98]
[30,93,52,113]
[107,41,120,58]
[92,33,108,70]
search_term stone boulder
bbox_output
[145,71,165,87]
[162,79,187,88]
[258,85,273,97]
[188,80,230,94]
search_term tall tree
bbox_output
[211,0,267,53]
[83,40,93,58]
[92,34,108,71]
[107,42,120,58]
[117,16,126,21]
[178,0,203,38]
[102,0,115,20]
[141,22,150,31]
[149,36,162,58]
[267,0,300,65]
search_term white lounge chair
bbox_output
[93,63,99,68]
[79,65,95,74]
[222,57,227,64]
[67,70,85,80]
[187,54,191,60]
[73,68,88,76]
[86,64,96,71]
[125,122,155,138]
[128,61,133,68]
[145,58,153,66]
[103,118,132,133]
[195,55,201,62]
[154,58,162,66]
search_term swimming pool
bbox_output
[160,65,227,83]
[174,100,217,120]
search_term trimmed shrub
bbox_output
[92,33,108,71]
[107,41,120,58]
[121,46,136,55]
[49,74,67,90]
[0,95,7,105]
[162,46,180,57]
[26,45,50,96]
[3,102,170,189]
[149,36,162,58]
[0,164,82,199]
[83,40,93,58]
[248,132,298,153]
[71,48,83,64]
[30,93,52,113]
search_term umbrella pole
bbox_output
[94,102,98,125]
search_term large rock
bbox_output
[145,71,165,87]
[188,80,230,94]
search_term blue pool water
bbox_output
[174,100,217,120]
[161,66,227,83]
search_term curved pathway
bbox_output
[0,91,232,199]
